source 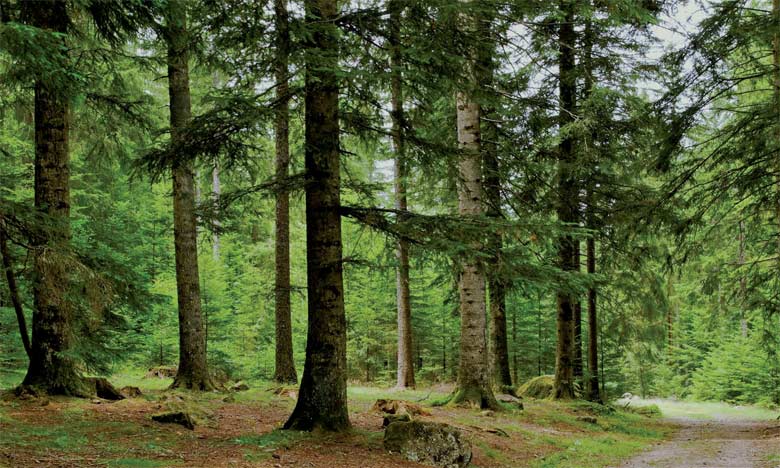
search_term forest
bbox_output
[2,0,780,467]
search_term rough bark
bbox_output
[284,0,350,431]
[451,87,498,409]
[585,233,601,402]
[20,1,91,397]
[390,0,415,390]
[553,0,578,400]
[1,225,31,358]
[272,0,297,385]
[166,0,213,391]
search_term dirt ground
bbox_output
[617,417,780,468]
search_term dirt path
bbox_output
[618,418,780,468]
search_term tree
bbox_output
[1,221,30,358]
[19,0,93,397]
[390,0,415,390]
[272,0,297,385]
[553,0,578,400]
[284,0,349,431]
[450,1,498,410]
[165,0,213,391]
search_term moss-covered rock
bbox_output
[517,375,555,399]
[384,421,471,468]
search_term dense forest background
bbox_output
[1,0,780,413]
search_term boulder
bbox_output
[496,393,524,410]
[384,421,472,468]
[152,411,196,430]
[372,399,430,417]
[120,386,143,398]
[382,412,412,427]
[517,375,554,399]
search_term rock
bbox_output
[120,386,143,398]
[382,413,412,427]
[496,394,522,404]
[480,410,495,418]
[222,394,235,403]
[230,381,250,392]
[372,399,430,417]
[152,411,196,430]
[87,377,125,401]
[91,399,102,404]
[621,392,633,400]
[577,416,598,424]
[517,375,555,399]
[145,366,177,379]
[384,421,472,468]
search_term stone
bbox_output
[480,410,494,418]
[496,394,522,404]
[145,366,177,379]
[384,421,472,468]
[152,411,196,430]
[372,399,430,416]
[382,412,412,427]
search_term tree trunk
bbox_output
[390,0,415,390]
[451,83,498,409]
[585,234,601,402]
[738,221,747,338]
[211,164,221,261]
[166,0,213,391]
[273,0,298,385]
[284,0,350,431]
[1,225,31,358]
[553,0,578,400]
[20,1,91,397]
[573,242,583,381]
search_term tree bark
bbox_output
[553,0,578,400]
[284,0,350,431]
[211,164,221,261]
[272,0,298,385]
[451,32,498,407]
[166,0,213,391]
[585,233,601,402]
[390,0,415,390]
[1,225,31,358]
[20,1,91,397]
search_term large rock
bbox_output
[384,421,471,468]
[152,411,196,430]
[517,375,554,399]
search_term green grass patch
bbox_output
[616,398,779,421]
[233,428,311,449]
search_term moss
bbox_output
[518,375,555,399]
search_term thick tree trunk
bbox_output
[390,0,415,390]
[554,0,578,400]
[273,0,298,385]
[1,226,31,358]
[20,1,91,397]
[166,0,213,391]
[284,0,350,431]
[452,87,498,409]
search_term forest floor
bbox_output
[0,370,673,468]
[616,399,780,468]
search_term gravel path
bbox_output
[618,418,780,468]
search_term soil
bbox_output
[617,417,780,468]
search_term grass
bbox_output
[615,397,780,421]
[0,371,674,468]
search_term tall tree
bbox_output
[19,0,91,396]
[284,0,349,431]
[165,0,213,391]
[451,1,498,410]
[390,0,415,390]
[478,4,512,391]
[273,0,297,385]
[553,0,578,400]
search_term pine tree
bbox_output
[284,0,350,431]
[164,0,213,391]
